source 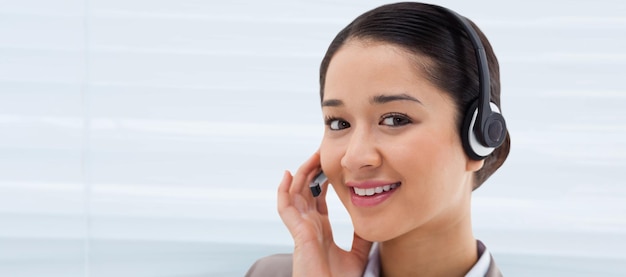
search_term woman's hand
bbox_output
[277,151,373,277]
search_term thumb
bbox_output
[351,232,373,263]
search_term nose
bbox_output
[340,128,382,172]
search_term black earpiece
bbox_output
[309,171,328,197]
[444,8,507,160]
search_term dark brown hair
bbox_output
[319,2,510,189]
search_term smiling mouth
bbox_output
[353,182,400,196]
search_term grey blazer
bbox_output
[245,253,503,277]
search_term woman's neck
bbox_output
[378,205,477,277]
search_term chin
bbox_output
[351,217,398,242]
[355,228,398,243]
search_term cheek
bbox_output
[319,137,355,207]
[413,133,468,201]
[394,128,465,183]
[319,138,344,185]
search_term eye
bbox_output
[325,117,350,130]
[380,113,412,127]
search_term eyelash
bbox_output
[324,116,349,130]
[380,112,412,126]
[324,113,413,131]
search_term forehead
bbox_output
[323,40,438,101]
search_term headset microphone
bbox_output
[444,8,508,160]
[310,171,327,197]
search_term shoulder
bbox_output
[244,249,503,277]
[245,253,293,277]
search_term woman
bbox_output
[247,2,510,276]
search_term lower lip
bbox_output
[350,185,399,207]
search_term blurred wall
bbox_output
[1,0,625,276]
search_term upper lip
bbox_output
[345,180,400,189]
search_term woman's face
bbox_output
[319,40,484,242]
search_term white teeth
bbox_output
[354,187,366,195]
[353,183,399,196]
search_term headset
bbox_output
[444,7,508,160]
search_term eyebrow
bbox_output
[321,99,344,107]
[371,93,422,105]
[321,93,422,107]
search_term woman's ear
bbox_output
[466,158,485,172]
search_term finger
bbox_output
[277,171,315,218]
[277,171,306,236]
[290,151,322,195]
[315,179,330,215]
[277,170,292,193]
[351,232,373,263]
[277,170,294,212]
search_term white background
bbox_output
[1,0,625,276]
